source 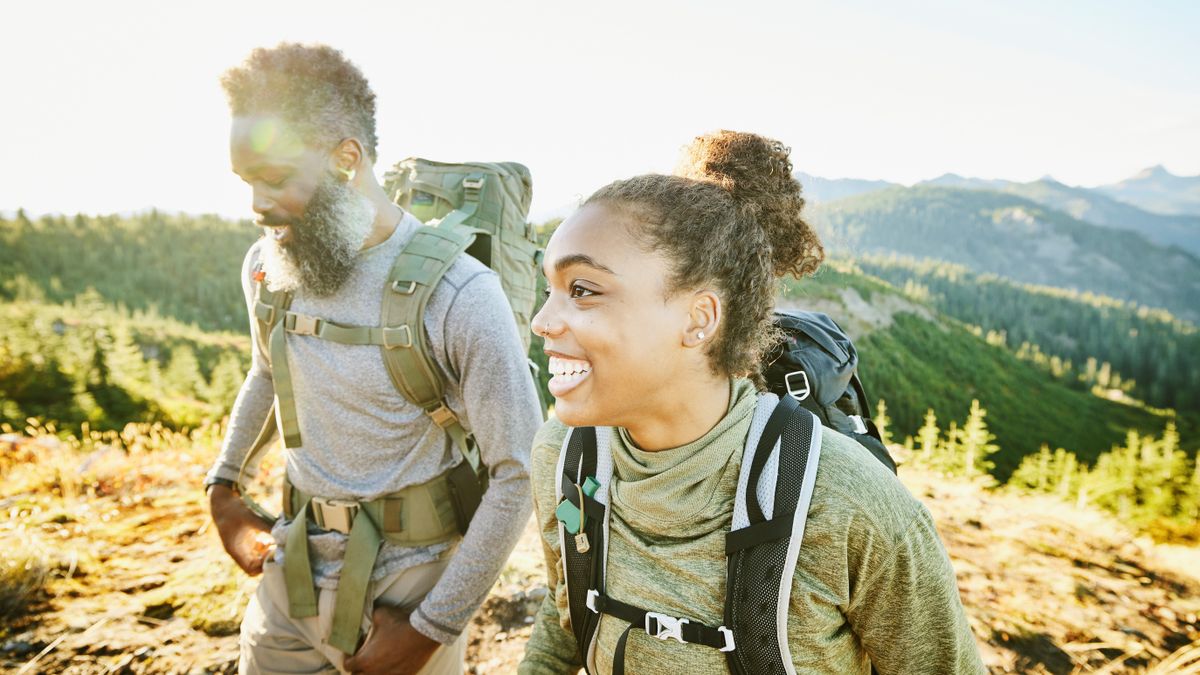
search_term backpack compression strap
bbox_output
[725,394,822,675]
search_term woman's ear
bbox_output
[683,289,721,348]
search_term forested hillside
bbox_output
[1,210,257,333]
[855,255,1199,412]
[782,262,1195,479]
[3,213,1191,467]
[807,186,1200,322]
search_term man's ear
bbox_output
[330,138,364,180]
[683,289,721,348]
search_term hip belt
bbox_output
[280,472,461,654]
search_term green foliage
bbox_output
[1008,421,1199,543]
[0,210,258,332]
[857,254,1199,412]
[849,312,1191,480]
[0,298,249,430]
[909,399,999,481]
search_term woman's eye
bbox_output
[570,284,595,299]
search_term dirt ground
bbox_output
[2,431,1198,674]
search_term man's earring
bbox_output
[337,167,356,182]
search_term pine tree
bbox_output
[959,399,999,479]
[874,399,893,446]
[205,352,246,410]
[916,409,939,467]
[163,345,203,399]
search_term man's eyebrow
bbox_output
[554,253,617,275]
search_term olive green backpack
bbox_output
[240,158,541,530]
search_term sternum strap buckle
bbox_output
[645,612,689,644]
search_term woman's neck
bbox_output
[623,373,732,452]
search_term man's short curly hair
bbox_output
[221,43,378,161]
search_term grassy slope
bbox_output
[785,263,1192,481]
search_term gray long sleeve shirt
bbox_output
[206,211,542,643]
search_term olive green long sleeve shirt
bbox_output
[519,379,984,674]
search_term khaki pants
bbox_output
[239,556,467,674]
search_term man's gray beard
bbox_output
[261,176,378,297]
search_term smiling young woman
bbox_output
[519,131,985,674]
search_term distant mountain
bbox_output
[807,186,1200,322]
[919,173,1014,191]
[1000,178,1200,255]
[795,172,898,203]
[1097,165,1200,217]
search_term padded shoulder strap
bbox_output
[252,269,291,369]
[725,395,822,675]
[381,224,475,410]
[380,224,486,479]
[556,426,614,673]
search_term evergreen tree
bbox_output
[163,345,203,399]
[874,399,893,446]
[960,399,1000,479]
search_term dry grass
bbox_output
[2,422,1198,673]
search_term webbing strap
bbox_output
[590,592,734,674]
[235,403,281,523]
[269,321,302,448]
[328,508,384,654]
[282,311,414,349]
[285,500,318,618]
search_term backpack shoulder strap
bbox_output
[237,266,291,520]
[251,265,291,369]
[555,425,614,673]
[725,394,823,675]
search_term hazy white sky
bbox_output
[2,0,1197,221]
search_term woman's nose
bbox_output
[530,299,563,339]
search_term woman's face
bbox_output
[532,203,699,428]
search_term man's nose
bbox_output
[251,188,274,218]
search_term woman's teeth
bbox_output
[547,356,592,396]
[549,356,591,377]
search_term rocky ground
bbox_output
[2,431,1198,674]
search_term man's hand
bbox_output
[209,484,277,575]
[343,605,441,675]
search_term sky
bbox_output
[1,0,1198,222]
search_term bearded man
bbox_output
[203,43,542,675]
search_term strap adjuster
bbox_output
[462,177,484,190]
[586,589,600,613]
[785,370,811,401]
[717,626,736,652]
[391,280,418,295]
[287,313,322,336]
[427,404,458,429]
[382,325,413,349]
[645,612,688,644]
[311,497,359,534]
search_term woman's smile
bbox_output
[547,354,593,397]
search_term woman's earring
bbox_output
[337,167,356,182]
[697,331,705,340]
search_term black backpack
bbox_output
[552,310,897,673]
[762,310,896,474]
